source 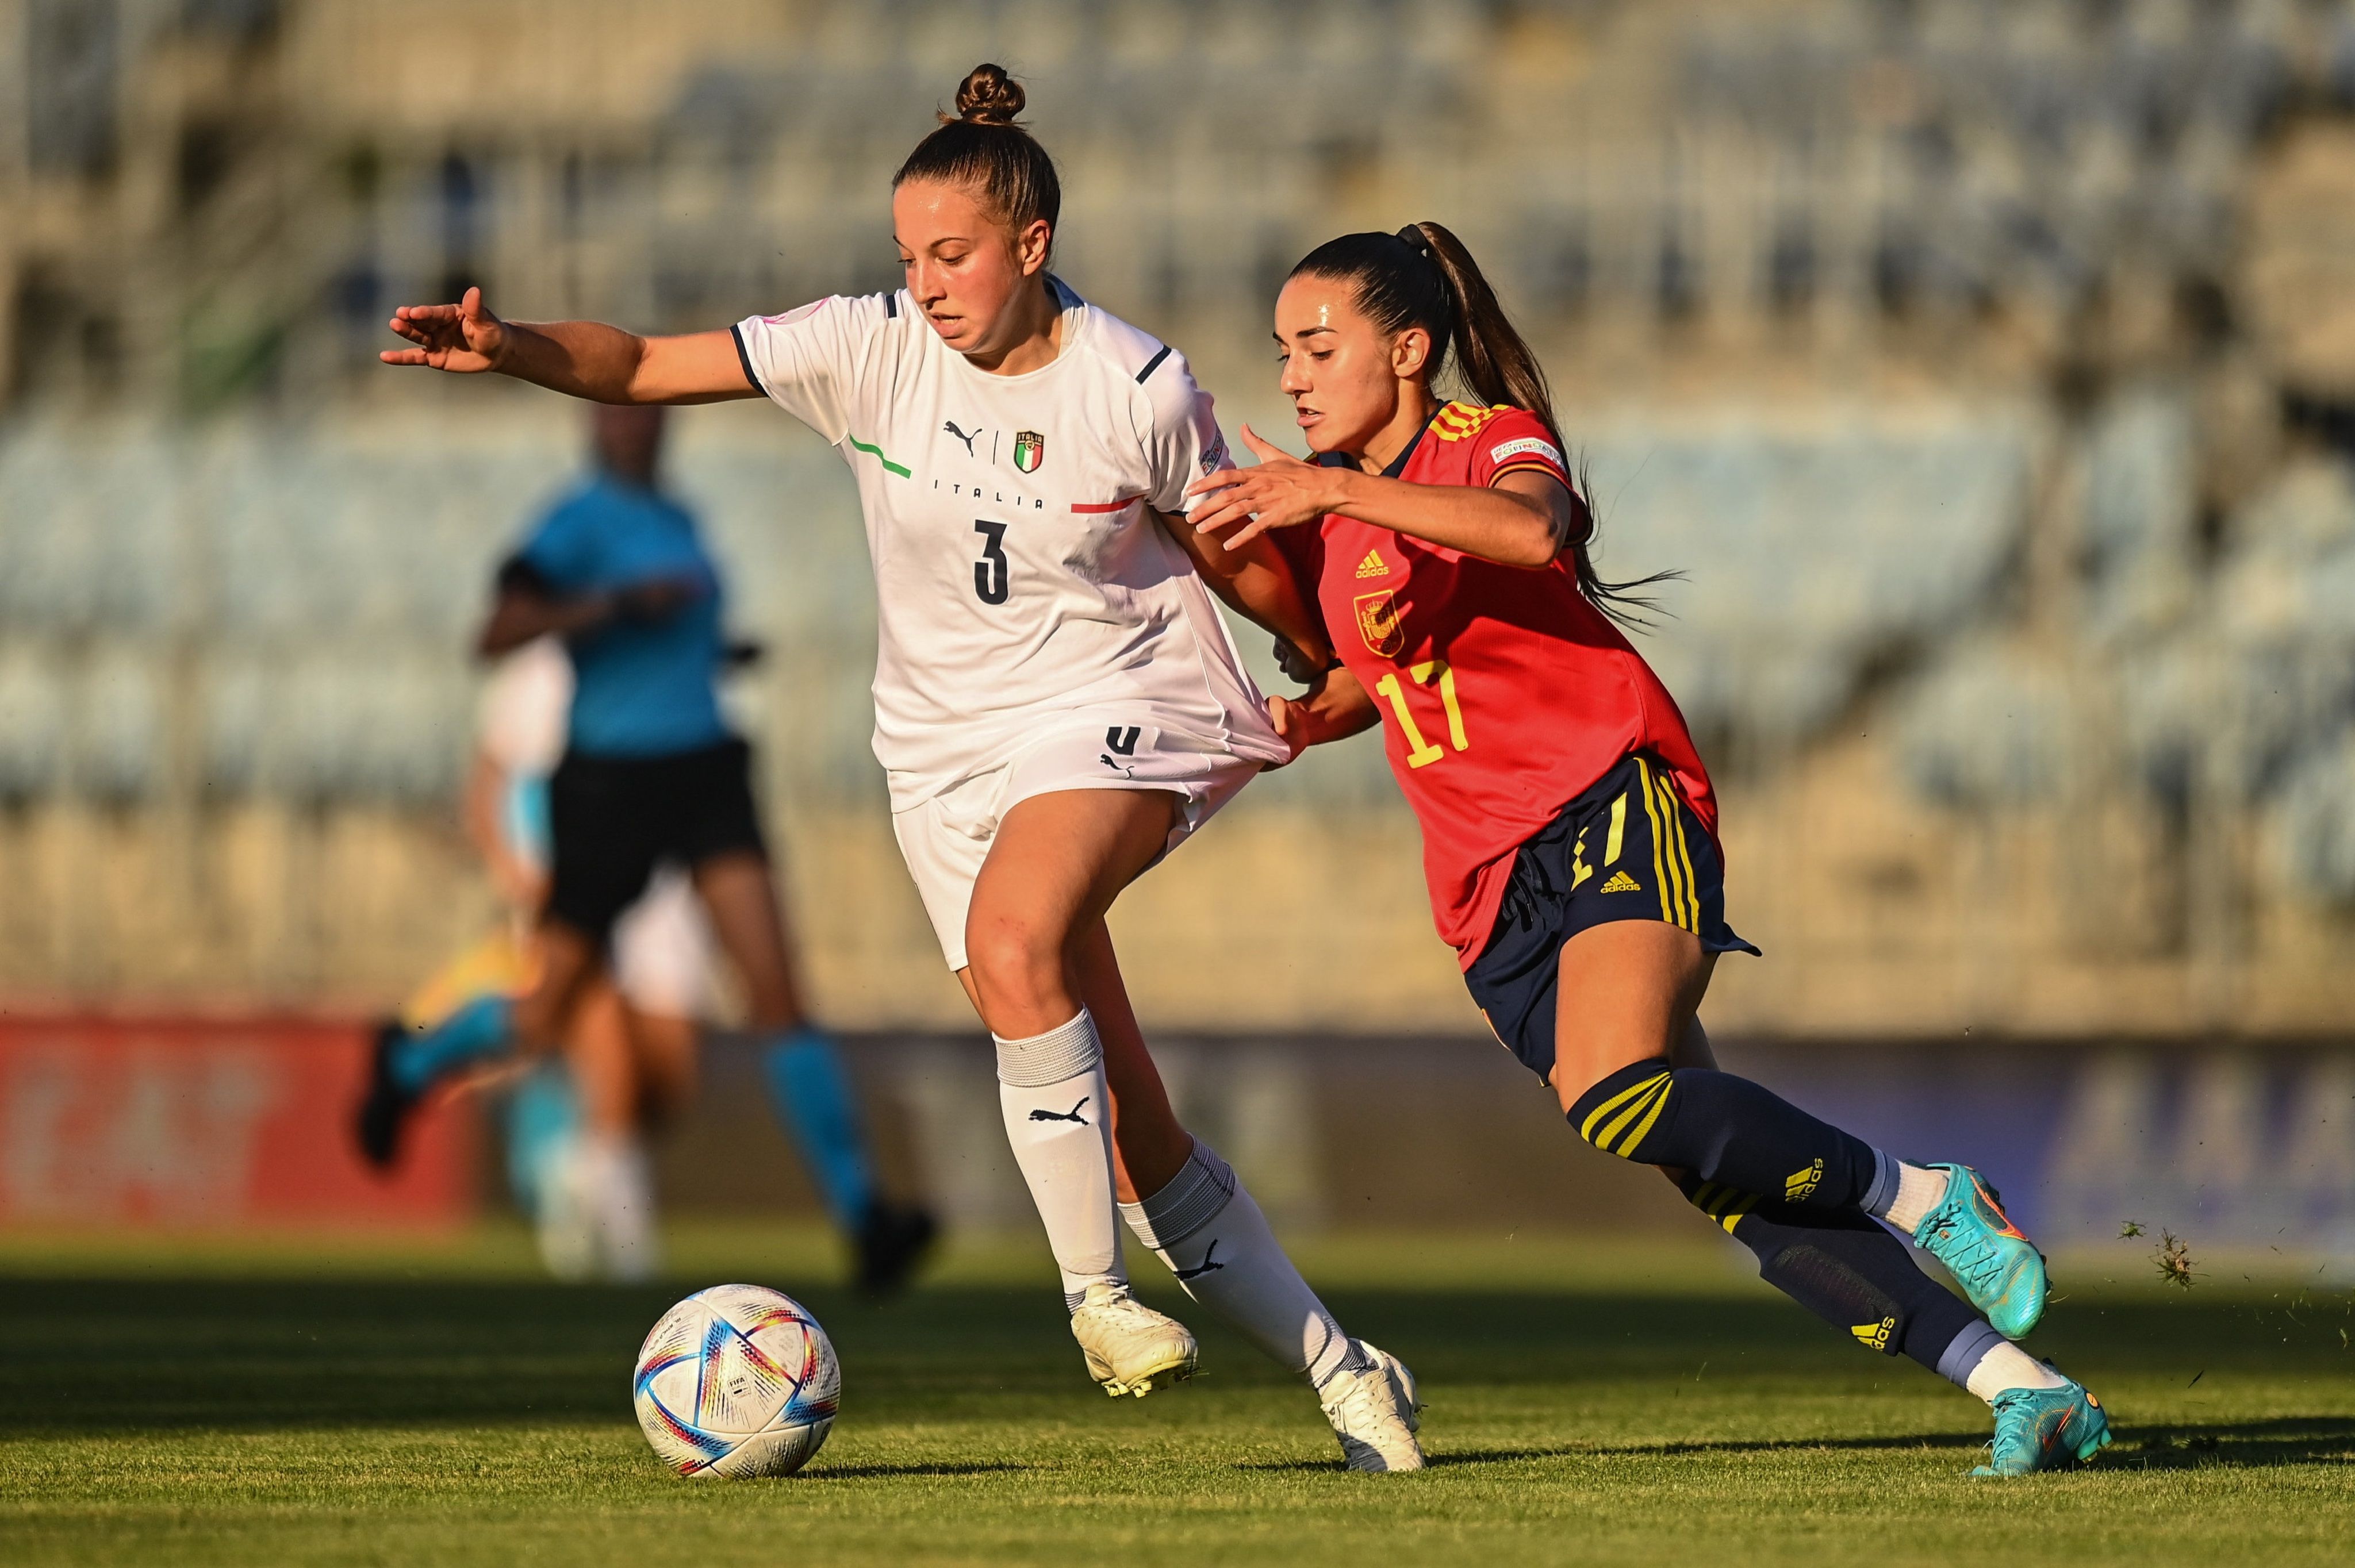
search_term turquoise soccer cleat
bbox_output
[1912,1163,2049,1340]
[1973,1379,2112,1476]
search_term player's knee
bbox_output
[962,910,1067,1020]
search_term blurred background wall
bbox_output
[6,0,2355,1243]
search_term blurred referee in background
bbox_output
[358,403,935,1292]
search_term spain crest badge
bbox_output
[1353,590,1405,658]
[1012,430,1045,474]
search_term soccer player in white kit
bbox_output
[380,64,1422,1471]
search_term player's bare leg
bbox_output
[624,1007,700,1128]
[1549,920,1715,1106]
[691,850,808,1030]
[959,789,1194,1393]
[696,848,932,1293]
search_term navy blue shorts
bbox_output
[1463,752,1759,1083]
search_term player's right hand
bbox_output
[381,286,509,372]
[1264,693,1309,767]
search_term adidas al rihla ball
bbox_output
[632,1284,840,1478]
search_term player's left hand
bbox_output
[1187,425,1343,548]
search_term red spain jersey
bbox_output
[1291,402,1721,968]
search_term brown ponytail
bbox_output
[893,64,1061,240]
[1289,224,1676,627]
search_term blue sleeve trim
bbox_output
[729,323,765,394]
[1134,343,1172,385]
[885,293,899,318]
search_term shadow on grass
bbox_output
[2,1271,2348,1448]
[805,1461,1025,1480]
[1241,1434,1982,1474]
[2108,1417,2355,1470]
[1251,1420,2355,1474]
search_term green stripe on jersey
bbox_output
[847,435,910,478]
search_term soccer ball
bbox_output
[631,1283,840,1478]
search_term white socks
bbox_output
[1120,1138,1362,1390]
[538,1132,662,1283]
[1963,1340,2070,1402]
[1880,1163,1951,1235]
[994,1010,1127,1309]
[584,1132,661,1283]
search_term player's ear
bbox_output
[1391,325,1432,380]
[1014,217,1052,276]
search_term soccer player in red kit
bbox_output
[1191,223,2111,1476]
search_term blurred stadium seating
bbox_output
[5,2,2355,1242]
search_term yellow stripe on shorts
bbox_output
[1635,759,1676,927]
[1659,768,1701,931]
[1637,760,1696,932]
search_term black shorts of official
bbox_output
[1463,751,1759,1084]
[546,737,766,941]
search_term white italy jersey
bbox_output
[732,279,1286,809]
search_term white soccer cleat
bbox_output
[1069,1281,1199,1398]
[1319,1340,1425,1473]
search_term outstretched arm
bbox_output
[1188,425,1585,570]
[382,287,758,405]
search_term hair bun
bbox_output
[954,63,1026,126]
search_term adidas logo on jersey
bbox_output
[1600,870,1642,894]
[1785,1159,1824,1202]
[1355,550,1390,579]
[1850,1316,1896,1352]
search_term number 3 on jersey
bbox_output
[973,519,1009,605]
[1374,659,1467,768]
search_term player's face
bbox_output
[1273,276,1424,456]
[893,180,1050,358]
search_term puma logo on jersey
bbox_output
[1099,755,1137,778]
[1600,870,1642,894]
[1354,549,1390,579]
[1029,1097,1091,1125]
[1172,1241,1226,1281]
[943,420,980,456]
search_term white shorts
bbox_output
[610,864,720,1020]
[891,722,1264,971]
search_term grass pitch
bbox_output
[1,1224,2349,1567]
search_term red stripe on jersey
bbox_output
[1071,498,1140,514]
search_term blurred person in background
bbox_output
[442,630,710,1282]
[1207,222,2111,1477]
[359,402,937,1294]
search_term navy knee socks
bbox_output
[1568,1058,1898,1213]
[1679,1174,1994,1380]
